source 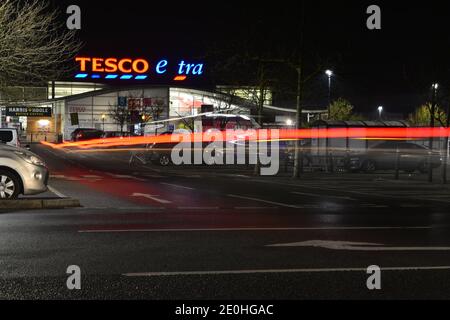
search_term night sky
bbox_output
[52,0,450,117]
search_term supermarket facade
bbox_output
[0,56,327,142]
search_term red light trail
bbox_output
[40,127,450,150]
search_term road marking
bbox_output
[161,183,195,190]
[78,226,435,233]
[65,177,82,181]
[252,179,450,204]
[234,207,278,210]
[143,174,164,178]
[123,266,450,277]
[49,174,66,179]
[231,174,251,178]
[107,173,147,181]
[291,191,355,201]
[267,240,450,251]
[47,185,68,198]
[131,193,172,204]
[178,207,219,210]
[76,206,166,210]
[82,175,102,179]
[227,194,302,208]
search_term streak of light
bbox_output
[40,127,450,150]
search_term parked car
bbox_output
[348,141,442,173]
[147,130,183,166]
[70,128,104,141]
[147,129,273,166]
[102,131,135,139]
[0,143,48,199]
[0,128,21,148]
[280,140,313,167]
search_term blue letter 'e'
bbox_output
[156,60,168,74]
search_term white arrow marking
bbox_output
[131,193,172,204]
[267,240,450,251]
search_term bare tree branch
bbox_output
[0,0,82,89]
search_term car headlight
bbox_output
[14,151,46,167]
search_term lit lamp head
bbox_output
[325,70,333,77]
[286,119,293,126]
[101,114,106,120]
[432,83,439,90]
[378,106,383,112]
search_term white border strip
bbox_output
[124,266,450,277]
[78,226,433,233]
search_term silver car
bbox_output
[0,143,49,199]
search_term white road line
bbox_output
[291,191,355,201]
[161,183,195,190]
[78,226,435,233]
[47,185,68,198]
[131,193,172,204]
[178,207,219,210]
[234,207,278,210]
[76,207,166,210]
[143,174,164,178]
[123,266,450,277]
[253,179,450,203]
[227,194,302,208]
[106,173,147,181]
[82,175,102,179]
[49,175,66,179]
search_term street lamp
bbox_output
[325,70,333,117]
[429,83,439,182]
[377,106,383,120]
[101,114,106,131]
[286,118,293,126]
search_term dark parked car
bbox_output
[348,141,442,173]
[102,131,136,138]
[147,129,266,166]
[147,130,185,166]
[71,128,104,142]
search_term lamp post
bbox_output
[429,83,439,182]
[377,106,383,120]
[325,70,333,117]
[101,114,105,131]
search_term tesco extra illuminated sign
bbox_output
[74,57,204,81]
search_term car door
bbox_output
[370,141,397,170]
[399,143,426,169]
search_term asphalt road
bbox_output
[1,144,450,299]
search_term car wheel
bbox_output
[158,154,171,166]
[0,170,20,199]
[362,160,376,173]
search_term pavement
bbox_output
[0,143,450,299]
